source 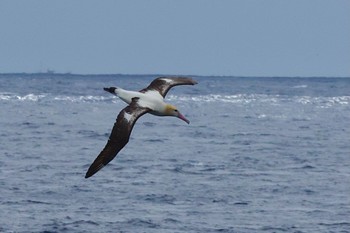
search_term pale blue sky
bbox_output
[1,0,349,77]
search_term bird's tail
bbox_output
[103,87,118,95]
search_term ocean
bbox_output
[0,74,349,233]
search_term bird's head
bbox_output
[165,104,190,124]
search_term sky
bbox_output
[0,0,349,77]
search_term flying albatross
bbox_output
[85,77,198,178]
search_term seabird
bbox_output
[85,77,198,178]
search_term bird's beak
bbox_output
[178,112,190,124]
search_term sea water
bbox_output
[0,74,349,232]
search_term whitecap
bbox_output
[0,93,12,100]
[292,85,308,88]
[53,95,109,102]
[0,93,46,102]
[168,94,281,104]
[295,96,350,107]
[17,94,46,101]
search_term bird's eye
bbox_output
[174,109,178,112]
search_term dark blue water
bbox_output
[1,74,349,232]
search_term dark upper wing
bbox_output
[139,77,197,97]
[85,99,150,178]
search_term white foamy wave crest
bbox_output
[0,93,46,101]
[292,85,308,89]
[0,93,113,103]
[168,94,279,104]
[168,94,350,107]
[1,92,349,107]
[296,96,350,107]
[53,95,110,102]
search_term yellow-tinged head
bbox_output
[165,104,190,124]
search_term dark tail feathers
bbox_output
[103,87,117,94]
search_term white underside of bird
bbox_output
[114,88,189,122]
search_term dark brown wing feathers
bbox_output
[85,100,149,178]
[140,77,197,97]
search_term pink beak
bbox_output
[178,112,190,124]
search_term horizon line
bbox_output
[0,72,349,79]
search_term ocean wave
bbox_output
[0,93,113,103]
[292,84,308,88]
[295,96,350,107]
[53,95,111,102]
[0,93,46,101]
[168,94,350,106]
[1,92,349,107]
[167,94,279,104]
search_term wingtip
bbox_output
[85,168,98,179]
[85,162,106,179]
[183,77,198,85]
[85,171,93,179]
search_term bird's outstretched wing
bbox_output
[140,77,197,97]
[85,98,150,178]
